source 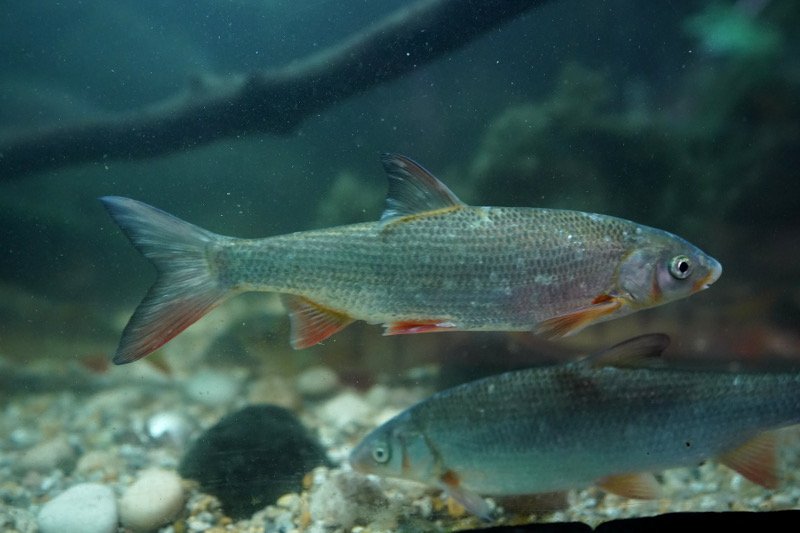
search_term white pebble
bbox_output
[119,469,185,532]
[295,365,340,398]
[146,411,194,446]
[184,369,240,406]
[38,483,117,533]
[320,392,371,429]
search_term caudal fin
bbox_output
[100,196,232,365]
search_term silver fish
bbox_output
[101,154,721,364]
[350,334,800,518]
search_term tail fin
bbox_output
[100,196,232,365]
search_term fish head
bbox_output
[617,232,722,309]
[349,414,437,484]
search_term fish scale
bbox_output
[218,208,637,326]
[100,154,721,363]
[350,335,800,517]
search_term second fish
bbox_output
[101,154,722,364]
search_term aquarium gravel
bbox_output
[2,326,800,533]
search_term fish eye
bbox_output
[372,443,391,464]
[668,255,692,280]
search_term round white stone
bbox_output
[119,469,185,532]
[295,365,340,398]
[184,369,240,406]
[38,483,117,533]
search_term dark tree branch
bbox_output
[0,0,545,180]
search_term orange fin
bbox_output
[535,296,623,338]
[384,319,458,336]
[439,469,493,521]
[719,432,779,489]
[379,153,465,223]
[281,295,354,349]
[598,472,661,499]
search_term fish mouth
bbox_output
[693,258,723,292]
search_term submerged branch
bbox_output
[0,0,544,180]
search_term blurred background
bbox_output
[1,0,799,375]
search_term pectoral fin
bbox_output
[384,319,458,336]
[438,470,493,521]
[598,472,662,499]
[281,295,354,349]
[719,432,778,489]
[535,296,623,338]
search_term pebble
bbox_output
[295,365,340,398]
[309,470,388,529]
[319,391,371,428]
[184,369,241,407]
[18,435,75,474]
[146,410,195,446]
[119,468,185,532]
[75,450,121,479]
[247,374,299,410]
[37,483,117,533]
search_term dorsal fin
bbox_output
[380,153,465,222]
[586,334,670,369]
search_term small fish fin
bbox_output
[439,470,493,521]
[100,196,231,365]
[598,472,661,499]
[719,432,779,489]
[585,334,671,369]
[534,296,623,339]
[384,319,458,336]
[281,295,354,349]
[379,153,465,223]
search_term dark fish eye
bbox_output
[372,443,391,464]
[669,255,692,280]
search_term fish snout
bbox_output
[693,256,722,292]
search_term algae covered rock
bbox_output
[179,404,330,518]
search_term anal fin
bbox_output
[720,432,778,489]
[535,296,623,338]
[598,472,661,499]
[281,295,354,349]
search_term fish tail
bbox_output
[100,196,232,365]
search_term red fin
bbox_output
[281,295,354,349]
[598,472,661,499]
[592,293,615,304]
[535,297,622,338]
[100,196,229,365]
[439,470,493,520]
[719,432,778,489]
[384,319,458,336]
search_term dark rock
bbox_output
[179,404,331,518]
